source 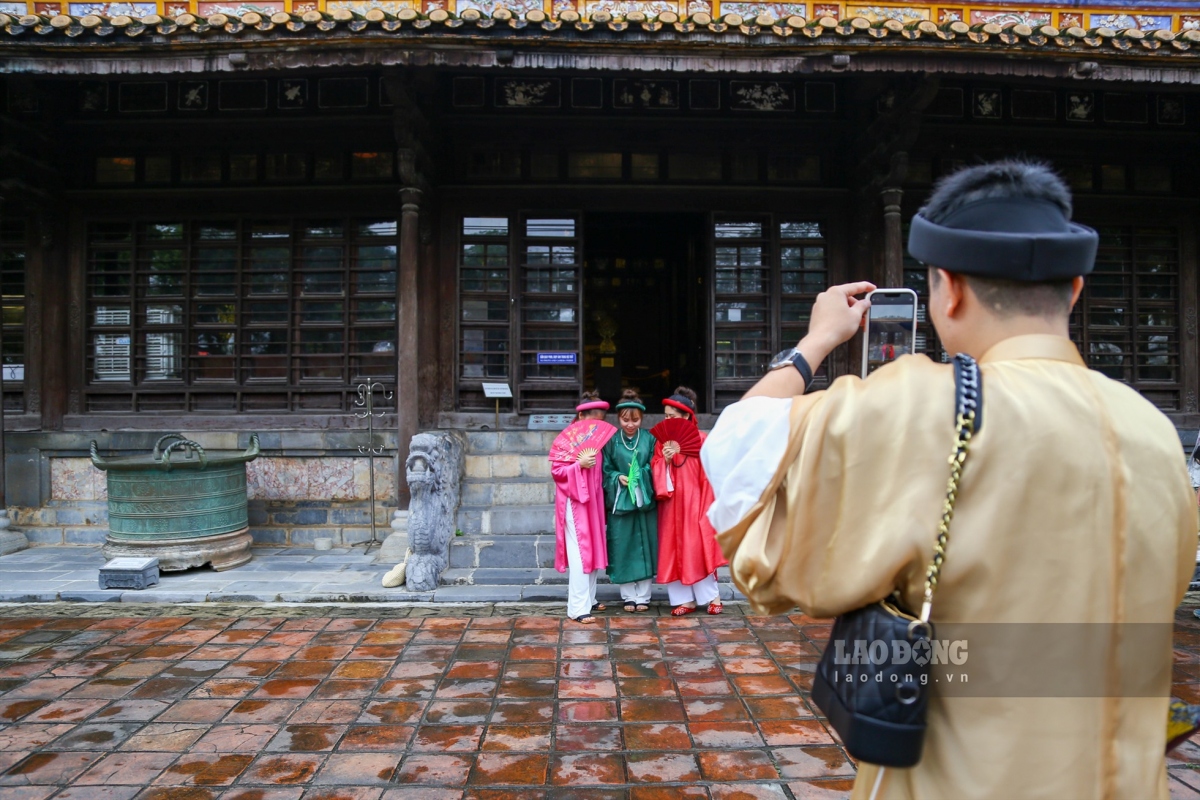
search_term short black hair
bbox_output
[922,160,1077,319]
[920,159,1073,225]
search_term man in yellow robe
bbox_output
[702,160,1199,799]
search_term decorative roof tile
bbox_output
[2,2,1198,58]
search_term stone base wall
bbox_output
[12,498,398,548]
[12,445,400,549]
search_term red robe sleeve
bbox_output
[652,441,673,501]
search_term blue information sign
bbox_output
[536,352,578,365]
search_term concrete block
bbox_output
[249,528,288,545]
[64,528,108,545]
[55,509,86,525]
[500,431,543,453]
[0,591,60,602]
[280,590,434,603]
[520,456,551,479]
[330,508,372,525]
[183,432,238,450]
[247,502,269,526]
[0,530,29,556]
[465,456,491,479]
[290,528,342,546]
[469,568,541,585]
[59,590,124,602]
[536,568,568,584]
[461,484,493,506]
[456,508,483,535]
[522,584,568,601]
[377,531,409,564]
[466,432,501,454]
[535,538,557,569]
[476,540,537,569]
[341,527,375,546]
[488,506,556,535]
[438,568,473,586]
[122,590,209,603]
[449,541,476,569]
[434,584,523,603]
[492,483,552,506]
[274,508,329,526]
[23,528,65,546]
[490,455,522,478]
[99,557,160,590]
[208,591,283,602]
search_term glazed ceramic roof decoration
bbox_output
[2,2,1199,50]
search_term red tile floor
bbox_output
[0,603,1198,800]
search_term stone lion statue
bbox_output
[383,431,463,592]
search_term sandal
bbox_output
[635,604,650,613]
[623,602,637,613]
[572,614,596,625]
[671,605,697,617]
[593,603,607,612]
[707,601,723,615]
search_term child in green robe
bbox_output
[602,389,659,612]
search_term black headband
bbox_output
[908,197,1098,281]
[665,394,695,414]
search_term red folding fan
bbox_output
[650,417,703,458]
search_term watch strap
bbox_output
[791,351,814,393]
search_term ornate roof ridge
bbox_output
[3,8,1199,49]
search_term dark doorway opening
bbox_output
[583,213,707,411]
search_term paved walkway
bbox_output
[1,602,1200,799]
[0,547,738,605]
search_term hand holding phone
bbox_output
[861,288,918,378]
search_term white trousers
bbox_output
[666,573,720,607]
[564,499,598,619]
[619,579,652,605]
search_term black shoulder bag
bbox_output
[810,353,982,768]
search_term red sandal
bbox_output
[707,601,723,615]
[671,605,697,617]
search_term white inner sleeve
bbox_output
[701,396,795,534]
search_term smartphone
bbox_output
[861,288,918,378]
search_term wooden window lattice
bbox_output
[1071,225,1182,410]
[84,218,398,413]
[0,218,26,413]
[712,216,829,411]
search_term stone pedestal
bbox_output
[0,511,26,556]
[102,528,252,572]
[99,557,161,590]
[0,530,28,556]
[377,509,410,564]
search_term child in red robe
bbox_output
[652,386,728,616]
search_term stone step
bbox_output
[465,454,551,481]
[437,567,745,603]
[448,533,555,570]
[456,504,556,536]
[464,431,558,456]
[459,479,555,508]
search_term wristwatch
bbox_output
[767,347,813,392]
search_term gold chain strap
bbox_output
[919,407,977,623]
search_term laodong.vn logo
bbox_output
[831,638,968,667]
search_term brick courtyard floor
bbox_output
[1,601,1200,800]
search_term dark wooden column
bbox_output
[37,210,68,431]
[396,186,422,510]
[881,185,905,288]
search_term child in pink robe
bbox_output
[550,393,615,623]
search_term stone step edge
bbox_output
[441,566,736,586]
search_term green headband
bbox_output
[615,401,646,412]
